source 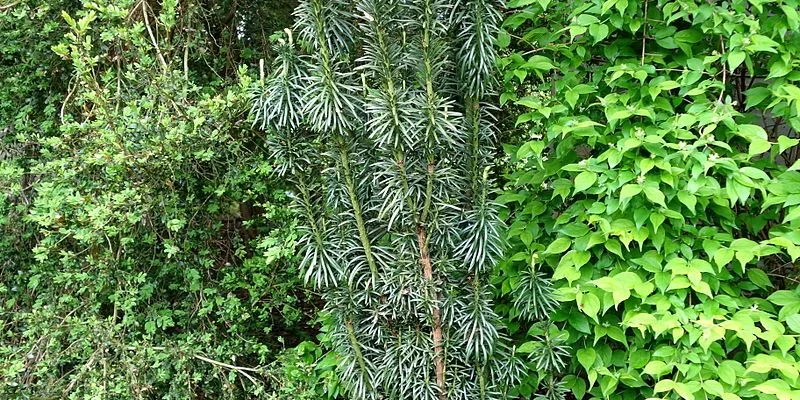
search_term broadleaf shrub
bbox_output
[0,1,314,398]
[499,0,800,399]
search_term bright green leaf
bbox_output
[574,171,598,193]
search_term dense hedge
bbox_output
[0,1,317,398]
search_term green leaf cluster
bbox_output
[499,0,800,399]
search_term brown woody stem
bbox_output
[416,224,445,400]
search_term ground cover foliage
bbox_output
[499,0,800,399]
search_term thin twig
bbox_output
[768,273,800,284]
[63,348,101,396]
[193,354,260,386]
[60,77,78,121]
[0,1,20,11]
[641,0,648,65]
[116,57,122,112]
[717,36,727,104]
[259,58,265,85]
[141,0,168,71]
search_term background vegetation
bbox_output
[0,1,323,398]
[1,0,799,399]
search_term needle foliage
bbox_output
[250,1,542,399]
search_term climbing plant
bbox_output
[499,0,800,399]
[251,0,536,399]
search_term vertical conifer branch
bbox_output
[298,174,372,383]
[296,176,323,246]
[366,4,419,224]
[417,1,446,396]
[253,1,513,397]
[307,0,378,282]
[420,162,435,225]
[377,22,419,224]
[344,317,373,390]
[338,144,380,282]
[467,98,482,200]
[395,151,419,224]
[479,364,487,400]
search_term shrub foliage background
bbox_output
[499,0,800,399]
[0,1,323,398]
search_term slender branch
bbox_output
[259,58,265,85]
[63,348,101,396]
[415,224,445,400]
[767,273,800,284]
[420,162,435,227]
[0,1,20,11]
[339,145,380,283]
[368,12,420,224]
[717,36,727,105]
[193,354,259,386]
[418,3,446,397]
[395,152,420,225]
[296,175,324,243]
[641,0,648,65]
[479,364,487,400]
[468,98,482,200]
[297,175,373,387]
[183,45,189,80]
[344,318,373,390]
[183,0,191,80]
[141,0,168,71]
[60,78,78,122]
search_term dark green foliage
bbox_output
[0,0,80,294]
[0,1,314,398]
[6,0,800,399]
[499,0,800,399]
[0,0,77,137]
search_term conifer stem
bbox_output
[479,364,487,400]
[298,175,371,385]
[339,147,380,282]
[345,318,372,390]
[468,98,482,199]
[296,177,325,250]
[416,224,446,400]
[372,10,418,225]
[394,151,419,224]
[420,162,434,224]
[418,2,446,396]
